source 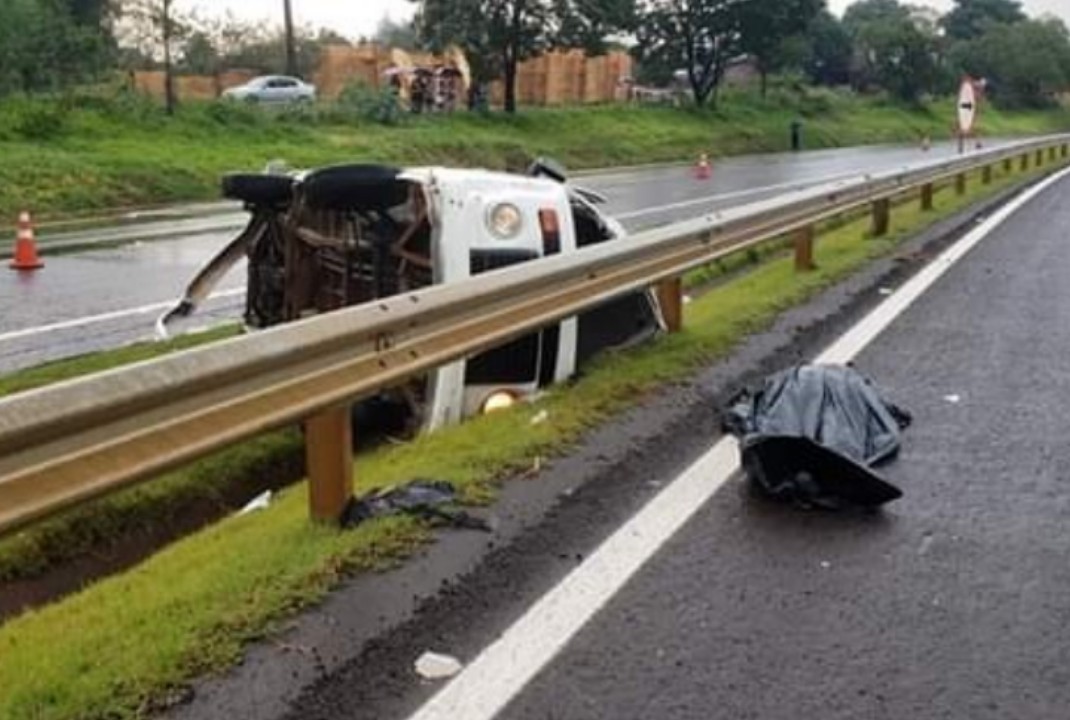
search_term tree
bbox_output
[414,0,552,113]
[65,0,119,59]
[118,0,188,113]
[949,18,1070,107]
[842,0,910,30]
[283,0,297,76]
[804,10,853,86]
[942,0,1026,42]
[553,0,636,54]
[414,0,634,112]
[181,30,219,75]
[843,0,940,103]
[736,0,822,97]
[634,0,741,108]
[0,0,111,95]
[375,15,419,49]
[212,16,347,77]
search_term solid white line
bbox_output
[817,165,1070,364]
[403,165,1070,720]
[612,174,858,221]
[0,288,244,344]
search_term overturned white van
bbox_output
[160,160,664,434]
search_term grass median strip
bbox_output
[0,90,1066,221]
[0,324,240,398]
[0,324,262,585]
[0,160,1056,719]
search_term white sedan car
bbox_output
[222,76,316,104]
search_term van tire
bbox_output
[222,173,294,206]
[300,164,407,210]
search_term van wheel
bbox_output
[300,164,407,211]
[222,173,294,206]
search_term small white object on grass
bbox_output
[238,490,272,516]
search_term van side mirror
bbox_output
[527,157,569,183]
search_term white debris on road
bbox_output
[415,652,464,680]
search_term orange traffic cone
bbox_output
[694,153,712,180]
[9,211,43,271]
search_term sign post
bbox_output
[957,77,979,155]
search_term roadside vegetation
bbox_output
[0,149,1059,720]
[1,1,1069,221]
[0,88,1067,222]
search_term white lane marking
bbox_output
[404,164,1070,720]
[817,165,1070,365]
[612,174,858,221]
[0,288,244,344]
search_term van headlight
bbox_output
[481,390,518,414]
[487,203,523,239]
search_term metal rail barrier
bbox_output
[1,136,1068,536]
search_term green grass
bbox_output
[0,324,240,398]
[0,157,1059,720]
[0,85,1066,221]
[0,324,270,584]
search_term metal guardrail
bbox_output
[1,136,1068,536]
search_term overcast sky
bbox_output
[189,0,1069,39]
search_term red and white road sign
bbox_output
[958,78,978,136]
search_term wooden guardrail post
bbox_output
[305,406,354,524]
[1021,153,1030,171]
[982,165,992,185]
[1003,158,1013,174]
[1050,147,1058,162]
[1036,149,1045,166]
[955,173,967,195]
[920,183,934,211]
[871,198,891,237]
[794,226,816,271]
[656,277,684,333]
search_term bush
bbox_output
[336,80,404,126]
[196,99,264,127]
[0,96,68,140]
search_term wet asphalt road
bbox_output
[0,140,1006,373]
[160,164,1070,720]
[430,170,1070,718]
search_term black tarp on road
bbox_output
[724,365,911,508]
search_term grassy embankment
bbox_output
[0,85,1067,221]
[0,140,1061,718]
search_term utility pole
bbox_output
[283,0,297,77]
[163,0,175,115]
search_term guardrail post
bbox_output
[656,277,684,333]
[982,165,992,185]
[1036,149,1045,166]
[794,226,816,271]
[1021,154,1030,171]
[1050,147,1058,162]
[955,173,967,195]
[1003,158,1013,174]
[1062,144,1068,159]
[920,183,934,211]
[305,406,354,524]
[871,198,891,237]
